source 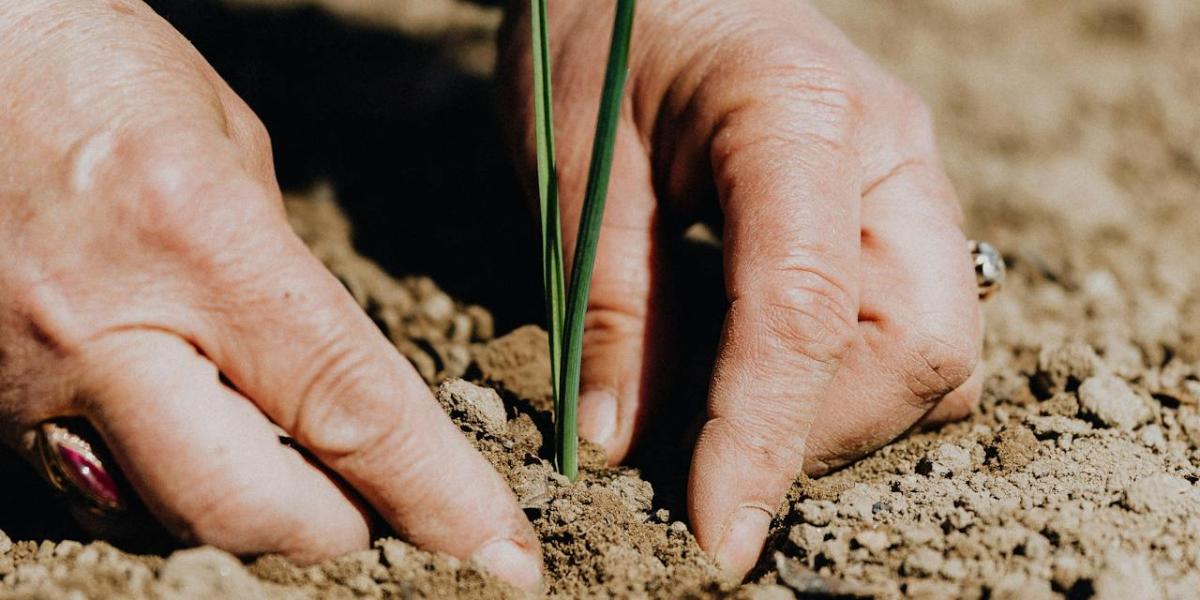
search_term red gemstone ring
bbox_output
[34,421,126,515]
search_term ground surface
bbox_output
[4,0,1200,598]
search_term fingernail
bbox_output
[714,506,772,580]
[473,539,544,594]
[577,389,618,449]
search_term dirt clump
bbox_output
[6,0,1200,598]
[1077,374,1151,430]
[471,325,555,413]
[987,427,1039,472]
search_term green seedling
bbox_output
[531,0,637,480]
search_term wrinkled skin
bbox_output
[0,0,979,588]
[0,0,540,592]
[500,0,981,577]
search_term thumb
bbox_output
[565,129,667,462]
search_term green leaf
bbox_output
[557,0,638,481]
[530,0,565,424]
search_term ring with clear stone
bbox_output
[970,240,1005,300]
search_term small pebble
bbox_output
[796,500,836,526]
[13,564,48,586]
[1093,549,1160,600]
[940,557,968,580]
[1079,374,1151,430]
[837,484,882,522]
[419,292,456,323]
[1036,342,1102,395]
[1139,424,1167,449]
[158,547,264,599]
[73,546,100,567]
[448,313,473,343]
[1122,473,1196,513]
[902,548,944,577]
[53,540,82,559]
[738,584,797,600]
[347,573,377,594]
[789,524,825,552]
[852,529,890,554]
[819,538,850,567]
[436,379,508,435]
[919,443,972,477]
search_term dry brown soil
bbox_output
[4,0,1200,598]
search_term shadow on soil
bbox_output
[2,0,730,548]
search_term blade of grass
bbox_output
[557,0,638,480]
[530,0,566,414]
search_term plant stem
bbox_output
[530,0,566,413]
[557,0,638,481]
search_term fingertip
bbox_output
[577,389,619,458]
[472,538,545,595]
[713,505,772,581]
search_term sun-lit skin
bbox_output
[0,0,979,589]
[0,0,541,592]
[501,0,982,577]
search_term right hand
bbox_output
[500,0,982,579]
[0,1,541,591]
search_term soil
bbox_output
[4,0,1200,598]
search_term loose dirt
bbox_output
[4,0,1200,598]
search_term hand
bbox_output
[0,1,541,590]
[500,0,982,578]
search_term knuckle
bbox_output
[285,331,469,498]
[712,123,851,201]
[288,337,398,459]
[894,83,934,130]
[896,325,978,404]
[762,298,854,369]
[893,83,938,153]
[718,87,857,157]
[707,45,863,169]
[724,32,865,113]
[784,69,863,128]
[236,110,273,152]
[110,129,270,262]
[746,266,857,368]
[754,45,864,124]
[583,301,645,349]
[4,277,81,353]
[715,414,802,475]
[225,106,276,176]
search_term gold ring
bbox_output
[34,421,126,515]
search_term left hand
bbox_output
[499,0,982,579]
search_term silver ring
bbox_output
[970,240,1005,300]
[35,421,126,515]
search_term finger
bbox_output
[75,329,369,563]
[687,69,864,577]
[565,126,672,461]
[802,160,980,474]
[183,183,542,591]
